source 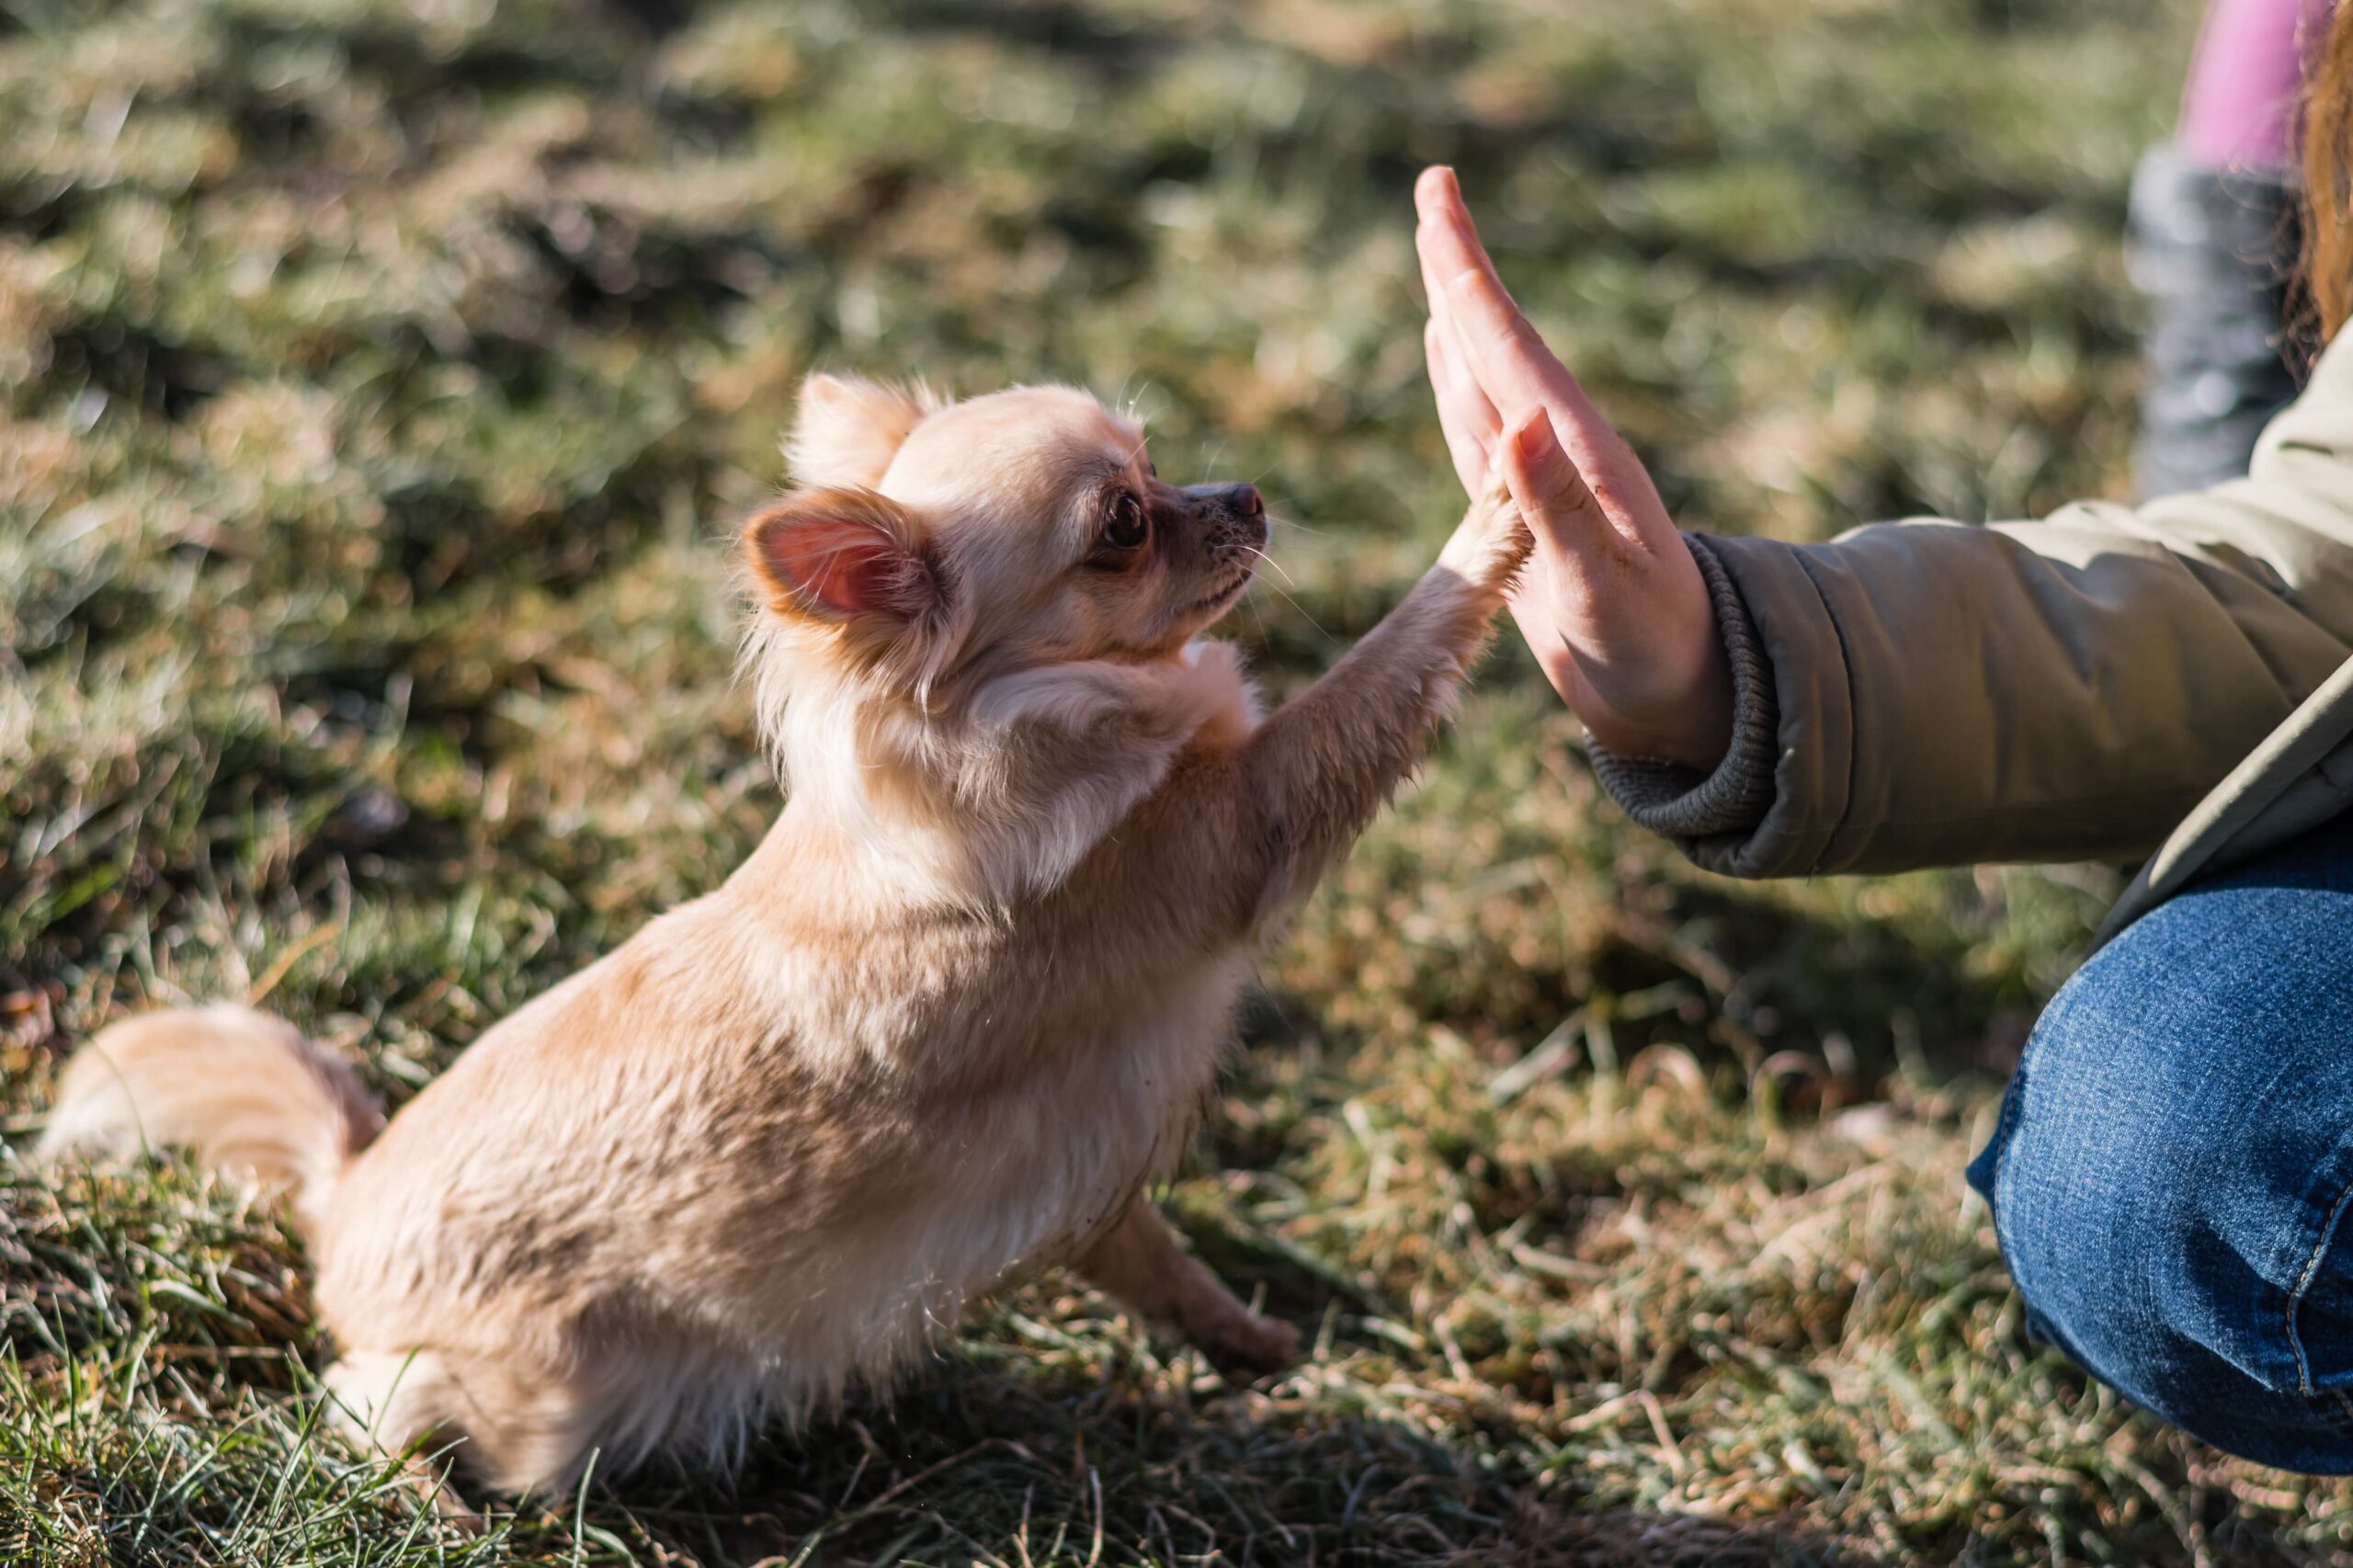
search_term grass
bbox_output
[5,0,2351,1562]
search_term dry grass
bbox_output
[7,0,2353,1562]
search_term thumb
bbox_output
[1500,407,1620,558]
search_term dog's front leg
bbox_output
[1231,477,1530,928]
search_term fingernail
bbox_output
[1513,408,1557,455]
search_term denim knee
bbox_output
[1968,873,2353,1473]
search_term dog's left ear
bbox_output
[745,487,945,627]
[787,373,938,490]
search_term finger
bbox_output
[1414,179,1613,449]
[1414,168,1514,330]
[1413,172,1506,401]
[1428,315,1501,448]
[1414,181,1563,406]
[1414,166,1500,278]
[1424,322,1488,491]
[1429,231,1596,437]
[1500,406,1621,561]
[1412,165,1460,228]
[1415,179,1464,318]
[1415,211,1504,460]
[1415,215,1494,410]
[1425,320,1498,494]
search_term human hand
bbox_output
[1415,166,1733,771]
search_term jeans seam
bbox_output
[2286,1171,2353,1398]
[1982,1022,2041,1250]
[1987,1085,2021,1239]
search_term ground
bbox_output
[4,0,2348,1563]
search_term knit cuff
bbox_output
[1586,535,1779,841]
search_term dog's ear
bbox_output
[786,373,937,489]
[745,487,944,626]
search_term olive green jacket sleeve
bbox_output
[1593,332,2353,878]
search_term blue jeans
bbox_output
[1969,813,2353,1472]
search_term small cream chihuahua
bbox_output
[42,373,1530,1497]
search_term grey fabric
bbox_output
[1586,535,1780,843]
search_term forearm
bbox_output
[1236,483,1529,924]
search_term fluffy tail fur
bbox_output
[38,1005,384,1235]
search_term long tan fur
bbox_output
[42,374,1530,1498]
[40,1005,382,1237]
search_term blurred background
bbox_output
[10,2,2349,1565]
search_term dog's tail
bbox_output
[39,1005,385,1237]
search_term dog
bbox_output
[40,371,1531,1498]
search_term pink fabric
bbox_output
[2178,0,2336,168]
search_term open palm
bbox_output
[1415,167,1733,772]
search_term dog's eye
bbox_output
[1102,492,1147,550]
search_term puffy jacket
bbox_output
[1592,330,2353,943]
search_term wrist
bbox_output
[1582,698,1730,773]
[1557,627,1734,773]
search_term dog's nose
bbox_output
[1217,483,1264,518]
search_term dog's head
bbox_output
[741,373,1269,900]
[743,374,1267,694]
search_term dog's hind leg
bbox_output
[320,1348,491,1523]
[323,1345,609,1511]
[1076,1199,1297,1377]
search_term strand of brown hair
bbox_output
[2303,3,2353,339]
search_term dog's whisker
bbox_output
[1245,590,1272,648]
[1249,578,1338,644]
[1237,543,1297,589]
